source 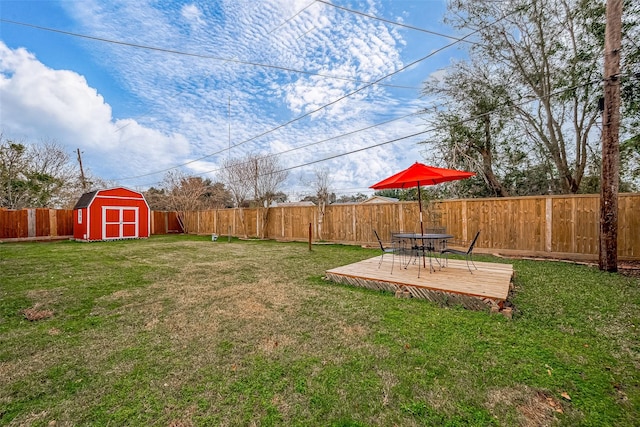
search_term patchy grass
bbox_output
[0,235,638,426]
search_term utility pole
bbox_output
[76,148,88,191]
[599,0,622,272]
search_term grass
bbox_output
[0,235,638,426]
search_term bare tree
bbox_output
[32,139,81,207]
[252,154,288,238]
[308,168,332,240]
[221,156,253,237]
[163,170,209,233]
[221,153,288,238]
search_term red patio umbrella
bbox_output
[370,162,475,235]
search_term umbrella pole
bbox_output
[418,183,424,236]
[418,183,426,268]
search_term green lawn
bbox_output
[1,235,638,426]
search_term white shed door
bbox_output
[103,206,139,239]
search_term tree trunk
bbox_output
[480,115,509,197]
[261,206,270,239]
[599,0,622,272]
[238,207,248,238]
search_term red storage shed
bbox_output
[73,187,150,241]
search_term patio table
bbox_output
[393,233,453,276]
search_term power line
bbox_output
[192,111,423,177]
[8,4,527,185]
[0,18,420,91]
[221,78,603,184]
[112,19,487,182]
[115,3,530,182]
[119,92,464,184]
[134,77,601,190]
[268,1,317,34]
[277,130,428,173]
[191,93,478,179]
[316,0,479,45]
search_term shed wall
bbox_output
[75,188,150,241]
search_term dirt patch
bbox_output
[487,385,570,427]
[21,303,54,321]
[618,260,640,279]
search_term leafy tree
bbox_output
[335,193,368,203]
[422,60,517,197]
[424,0,611,195]
[0,135,89,208]
[144,187,170,211]
[620,136,639,188]
[374,188,442,201]
[202,181,234,209]
[619,0,640,189]
[0,139,31,209]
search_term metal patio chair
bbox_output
[440,230,481,273]
[373,230,398,273]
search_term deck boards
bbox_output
[325,255,513,309]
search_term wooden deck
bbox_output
[325,255,514,311]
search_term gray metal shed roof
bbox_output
[72,190,98,210]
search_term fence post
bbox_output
[352,205,356,243]
[570,197,577,254]
[309,222,312,251]
[49,209,58,237]
[461,200,468,242]
[27,209,36,238]
[545,197,552,252]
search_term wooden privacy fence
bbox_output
[181,193,640,260]
[0,208,74,240]
[0,209,180,240]
[2,194,638,260]
[150,211,183,235]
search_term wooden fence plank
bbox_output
[49,210,58,237]
[36,208,50,237]
[1,194,638,260]
[56,210,74,236]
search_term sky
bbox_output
[0,0,470,200]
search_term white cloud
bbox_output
[2,0,447,196]
[0,42,190,180]
[0,44,112,141]
[181,4,205,27]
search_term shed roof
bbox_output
[277,201,316,207]
[73,190,98,210]
[361,195,399,204]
